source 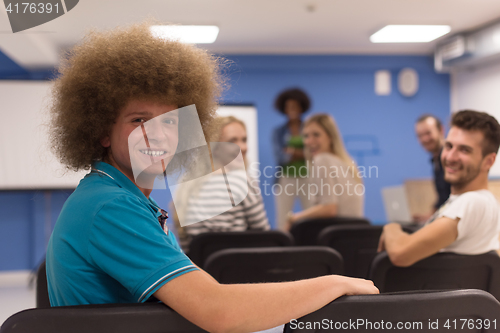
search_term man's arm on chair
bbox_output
[154,268,378,333]
[378,217,459,267]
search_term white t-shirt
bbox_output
[431,189,500,254]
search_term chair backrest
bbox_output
[285,289,500,332]
[204,246,344,284]
[318,224,383,278]
[188,230,294,267]
[0,303,204,333]
[36,261,51,308]
[290,217,370,246]
[369,251,500,301]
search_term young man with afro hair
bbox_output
[46,22,378,333]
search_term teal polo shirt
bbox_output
[46,161,197,306]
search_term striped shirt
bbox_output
[180,171,270,252]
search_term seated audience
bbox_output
[175,116,270,252]
[45,23,378,333]
[287,113,364,226]
[379,110,500,267]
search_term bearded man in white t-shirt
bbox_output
[378,110,500,267]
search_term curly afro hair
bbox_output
[49,22,224,171]
[274,88,311,114]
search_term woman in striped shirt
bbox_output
[176,116,270,251]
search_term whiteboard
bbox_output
[0,81,259,189]
[0,81,85,189]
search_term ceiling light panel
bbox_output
[370,25,451,43]
[150,25,219,44]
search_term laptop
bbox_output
[382,186,413,224]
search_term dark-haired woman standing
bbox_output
[273,88,311,230]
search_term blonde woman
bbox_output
[176,116,270,251]
[288,113,364,225]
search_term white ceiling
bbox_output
[1,0,500,69]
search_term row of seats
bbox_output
[188,220,415,278]
[185,223,500,303]
[3,290,499,332]
[34,245,500,311]
[188,216,372,268]
[188,217,375,266]
[8,217,499,332]
[288,216,371,246]
[203,247,500,301]
[32,220,384,309]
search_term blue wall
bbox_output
[0,190,72,271]
[0,52,450,271]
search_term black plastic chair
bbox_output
[369,251,500,301]
[188,230,294,267]
[317,224,427,278]
[290,217,370,246]
[204,246,344,284]
[36,261,51,308]
[285,289,500,332]
[318,224,383,278]
[0,302,205,333]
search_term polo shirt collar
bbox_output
[92,161,158,209]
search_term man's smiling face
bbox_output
[441,126,485,187]
[415,117,443,154]
[101,100,179,185]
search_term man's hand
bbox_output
[378,223,402,252]
[384,223,403,233]
[284,147,295,155]
[285,211,296,231]
[335,275,380,296]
